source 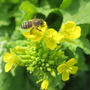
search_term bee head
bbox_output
[39,19,44,25]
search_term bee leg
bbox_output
[34,26,41,31]
[37,28,41,31]
[30,27,34,34]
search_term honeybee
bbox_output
[21,19,44,31]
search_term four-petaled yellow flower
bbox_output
[60,21,81,40]
[44,29,63,50]
[3,49,19,72]
[23,20,47,42]
[57,58,78,81]
[41,80,49,90]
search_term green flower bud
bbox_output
[47,68,51,72]
[51,71,56,77]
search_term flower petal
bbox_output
[5,62,13,72]
[62,70,70,81]
[66,58,77,66]
[23,32,34,39]
[10,49,19,63]
[3,52,11,62]
[57,64,66,74]
[72,26,81,39]
[46,29,62,41]
[70,66,78,74]
[61,21,75,31]
[41,80,49,90]
[44,36,57,50]
[44,29,62,50]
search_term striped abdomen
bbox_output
[21,21,32,29]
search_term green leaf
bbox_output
[9,0,20,3]
[48,75,65,90]
[46,9,63,31]
[37,0,62,16]
[29,0,39,6]
[64,72,89,90]
[61,0,90,24]
[75,38,90,54]
[60,0,72,9]
[0,3,11,26]
[76,49,88,72]
[63,38,90,55]
[47,0,62,8]
[0,18,15,37]
[80,24,90,38]
[0,67,31,90]
[37,0,62,9]
[20,1,37,19]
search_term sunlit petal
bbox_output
[66,58,77,66]
[57,64,66,74]
[70,66,78,74]
[41,80,49,90]
[3,52,11,62]
[44,29,62,50]
[62,70,70,81]
[5,63,13,72]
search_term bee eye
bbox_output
[40,20,43,25]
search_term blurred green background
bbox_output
[0,0,90,90]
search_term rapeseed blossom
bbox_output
[3,49,19,72]
[23,20,47,41]
[44,29,63,50]
[57,58,78,81]
[41,80,49,90]
[60,21,81,40]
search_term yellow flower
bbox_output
[41,80,49,90]
[3,49,19,72]
[60,21,81,40]
[57,58,78,81]
[44,29,63,50]
[23,20,47,42]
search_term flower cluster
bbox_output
[23,20,81,50]
[3,20,81,90]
